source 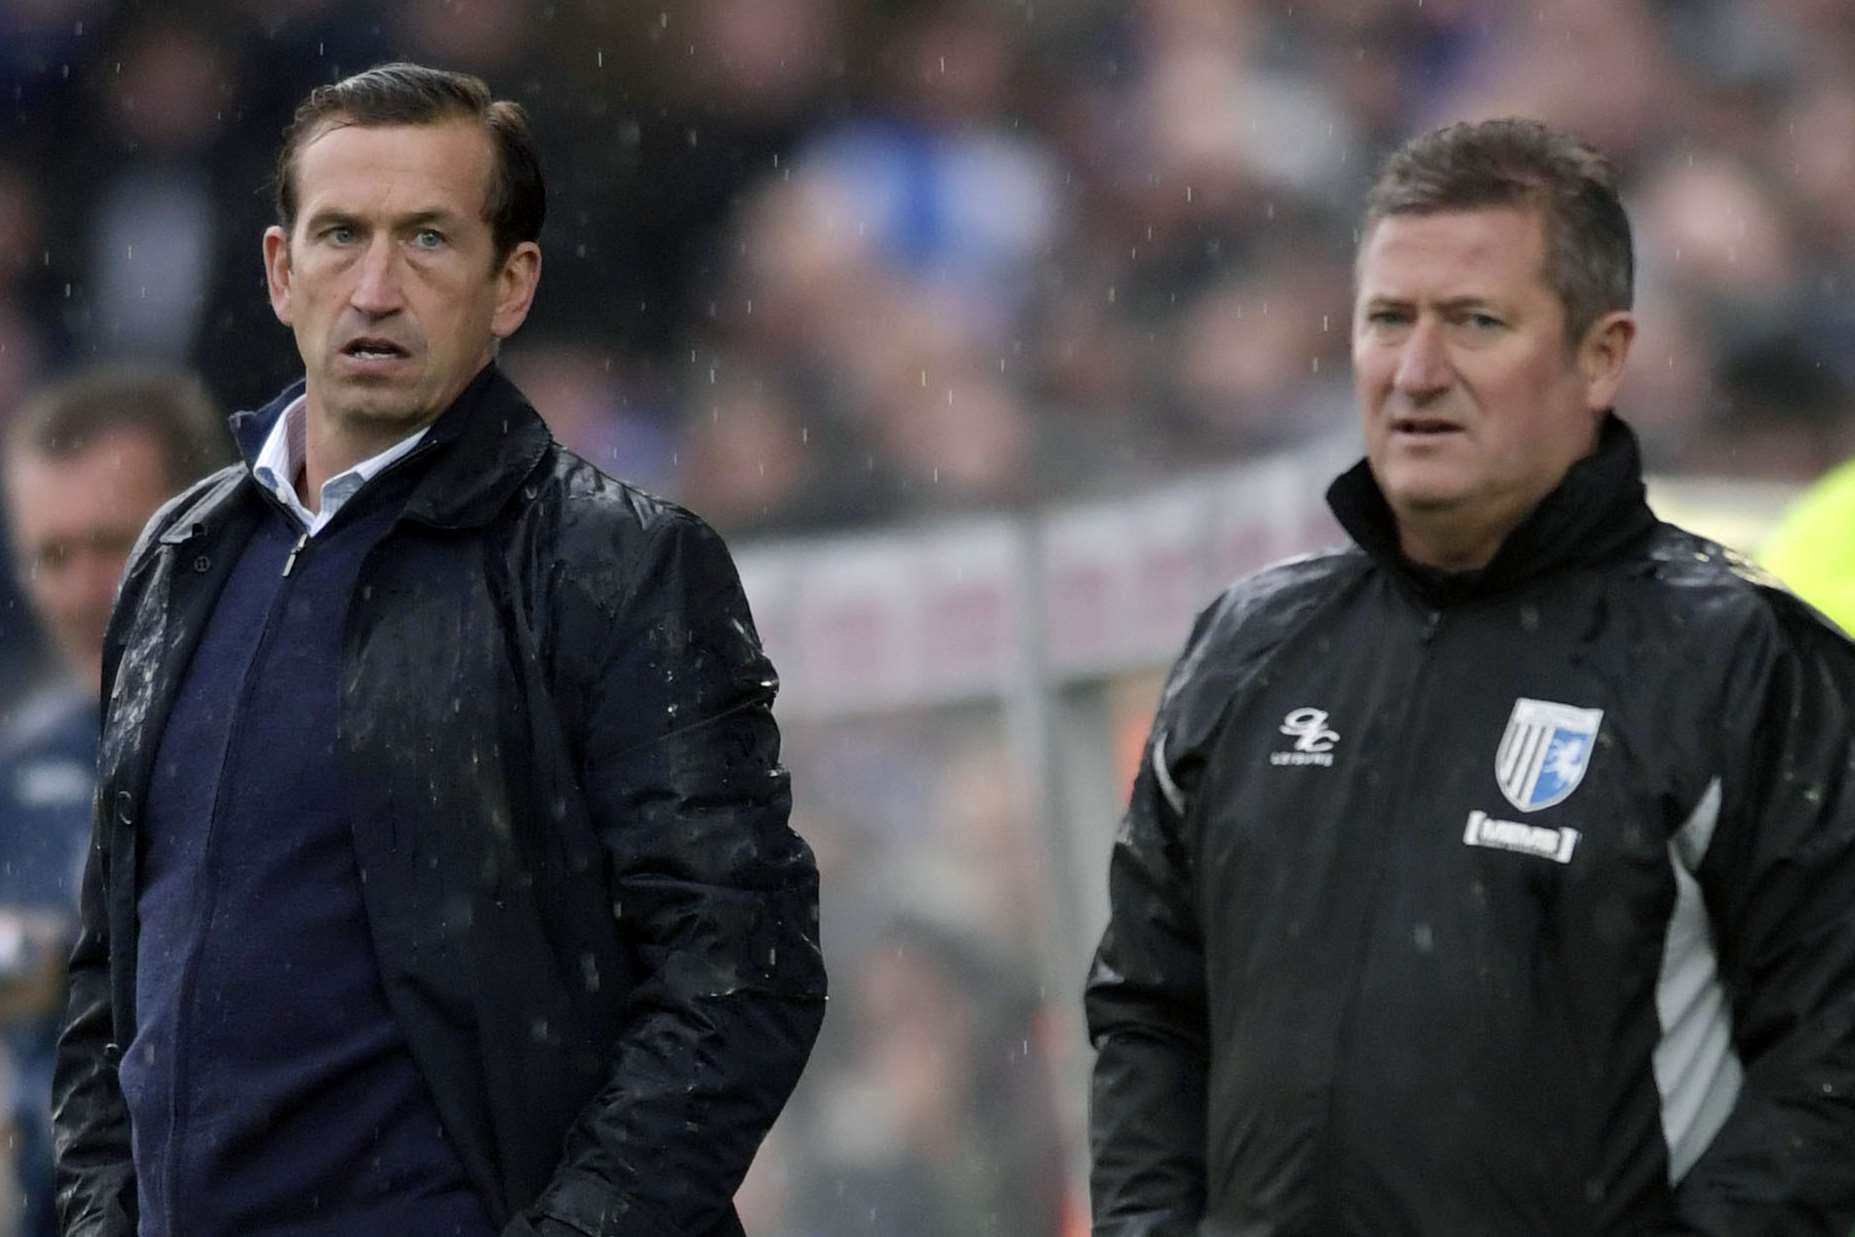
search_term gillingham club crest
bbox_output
[1495,697,1604,813]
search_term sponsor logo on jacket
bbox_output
[1462,808,1582,864]
[1496,697,1603,812]
[1271,707,1339,767]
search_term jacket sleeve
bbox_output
[1666,597,1855,1234]
[516,510,826,1237]
[48,478,208,1231]
[50,821,136,1237]
[1084,635,1213,1236]
[48,491,191,1237]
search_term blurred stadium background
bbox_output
[5,1,1854,1233]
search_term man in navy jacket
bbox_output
[53,63,825,1237]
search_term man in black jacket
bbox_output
[1086,119,1855,1235]
[52,63,826,1237]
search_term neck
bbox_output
[298,404,435,512]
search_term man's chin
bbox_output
[1389,487,1471,515]
[326,391,432,429]
[1375,463,1474,515]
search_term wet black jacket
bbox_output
[53,367,827,1237]
[1086,418,1855,1236]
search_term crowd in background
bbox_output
[8,0,1855,533]
[5,0,1855,1233]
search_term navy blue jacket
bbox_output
[54,367,827,1237]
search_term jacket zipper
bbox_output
[272,433,437,579]
[1311,601,1442,1229]
[282,531,308,577]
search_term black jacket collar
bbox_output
[225,363,553,532]
[1326,413,1659,606]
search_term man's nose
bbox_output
[1392,319,1452,400]
[350,239,404,315]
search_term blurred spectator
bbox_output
[389,0,536,75]
[1423,0,1673,161]
[1160,255,1352,456]
[800,0,1058,331]
[676,362,845,533]
[798,916,1068,1237]
[531,0,846,357]
[500,336,677,493]
[0,162,58,425]
[1633,149,1798,318]
[13,0,1855,530]
[1693,332,1855,479]
[0,364,229,1237]
[67,20,234,364]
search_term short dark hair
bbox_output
[6,366,232,491]
[273,62,545,265]
[1361,118,1633,343]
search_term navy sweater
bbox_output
[118,463,494,1237]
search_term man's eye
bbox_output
[413,228,445,249]
[325,225,355,244]
[1463,312,1504,330]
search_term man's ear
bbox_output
[1578,309,1636,411]
[490,241,542,341]
[263,226,295,327]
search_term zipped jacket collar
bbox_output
[225,363,552,532]
[1325,413,1659,607]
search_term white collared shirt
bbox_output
[252,394,431,536]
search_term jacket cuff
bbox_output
[528,1168,678,1237]
[500,1214,593,1237]
[59,1198,136,1237]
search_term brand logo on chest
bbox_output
[1495,696,1603,812]
[1271,707,1339,767]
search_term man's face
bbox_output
[262,118,539,441]
[1352,207,1631,564]
[6,429,174,695]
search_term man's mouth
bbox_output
[341,337,410,360]
[1392,417,1463,436]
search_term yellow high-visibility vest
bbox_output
[1763,457,1855,637]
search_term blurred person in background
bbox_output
[0,162,61,421]
[63,19,237,370]
[1087,118,1855,1235]
[498,335,677,495]
[801,0,1058,333]
[17,0,1855,529]
[52,63,824,1237]
[801,916,1067,1237]
[0,365,228,1237]
[0,157,72,696]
